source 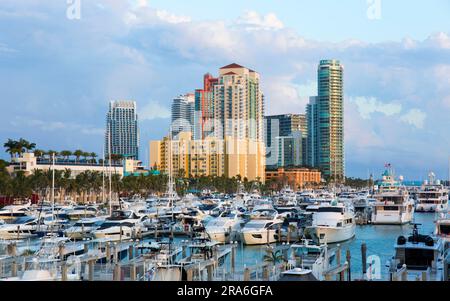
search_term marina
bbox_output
[0,167,448,282]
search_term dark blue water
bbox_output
[231,213,436,280]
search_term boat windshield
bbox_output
[97,222,134,230]
[404,248,434,269]
[317,207,344,213]
[12,217,35,224]
[245,221,270,229]
[439,224,450,235]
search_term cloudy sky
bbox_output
[1,0,449,180]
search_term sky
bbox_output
[0,0,450,180]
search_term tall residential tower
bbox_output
[311,60,344,180]
[105,100,139,160]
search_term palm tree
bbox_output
[82,152,90,163]
[89,152,97,164]
[46,150,58,161]
[60,150,72,162]
[19,138,36,153]
[73,150,83,163]
[263,247,285,265]
[3,139,20,159]
[33,149,45,161]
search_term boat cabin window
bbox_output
[439,224,450,235]
[404,248,434,269]
[317,207,344,213]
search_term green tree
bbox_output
[60,150,72,161]
[73,150,83,163]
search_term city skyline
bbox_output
[1,1,450,180]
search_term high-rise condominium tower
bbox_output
[194,73,218,140]
[105,100,139,160]
[213,63,264,141]
[171,93,194,139]
[313,60,344,179]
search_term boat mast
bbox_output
[102,143,105,204]
[168,127,174,221]
[108,121,112,215]
[51,152,55,224]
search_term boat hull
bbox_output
[241,230,277,245]
[309,225,355,244]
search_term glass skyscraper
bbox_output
[309,60,344,179]
[171,93,194,139]
[105,100,139,160]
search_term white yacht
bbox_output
[36,236,85,260]
[306,200,356,244]
[434,212,450,247]
[371,165,415,225]
[283,239,334,281]
[415,172,448,212]
[64,217,105,240]
[240,209,284,245]
[387,224,446,281]
[0,216,39,240]
[0,202,32,220]
[92,210,147,241]
[66,206,98,220]
[205,210,243,243]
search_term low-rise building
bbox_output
[265,167,321,190]
[7,153,123,177]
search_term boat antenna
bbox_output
[108,120,112,215]
[51,152,55,225]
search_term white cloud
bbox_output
[236,11,284,31]
[10,118,104,135]
[156,10,191,24]
[400,109,426,129]
[425,32,450,49]
[351,96,402,119]
[140,101,171,120]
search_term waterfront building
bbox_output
[171,93,195,139]
[212,63,264,141]
[306,96,318,167]
[194,73,218,140]
[307,60,344,180]
[7,152,123,177]
[264,114,305,168]
[149,131,265,182]
[151,63,266,182]
[265,167,321,189]
[105,100,139,160]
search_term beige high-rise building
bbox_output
[150,63,266,182]
[213,63,264,141]
[150,132,265,182]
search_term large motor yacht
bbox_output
[415,172,448,212]
[371,165,415,225]
[306,200,356,244]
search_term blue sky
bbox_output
[0,0,450,180]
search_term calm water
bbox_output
[0,212,438,281]
[232,213,437,280]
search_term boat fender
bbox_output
[397,236,406,245]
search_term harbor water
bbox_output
[231,212,436,280]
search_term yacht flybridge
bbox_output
[388,224,446,281]
[371,165,414,225]
[415,172,449,212]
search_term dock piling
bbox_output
[88,259,94,281]
[361,243,367,279]
[61,263,68,281]
[346,249,351,281]
[243,267,250,281]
